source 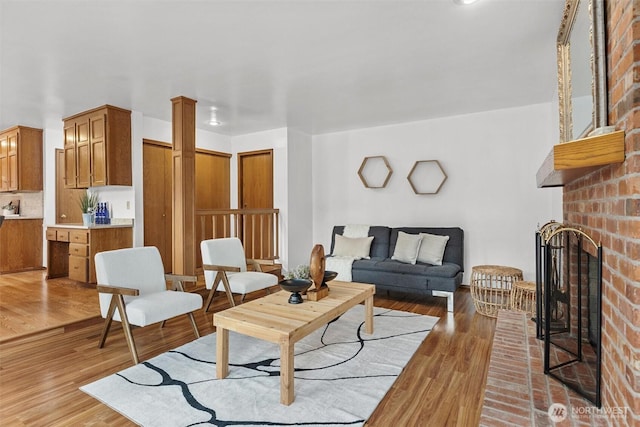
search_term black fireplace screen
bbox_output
[536,223,602,407]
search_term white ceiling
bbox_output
[0,0,565,136]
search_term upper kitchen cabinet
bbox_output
[0,126,43,192]
[63,105,131,188]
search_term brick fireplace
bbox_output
[561,0,640,424]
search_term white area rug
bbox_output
[81,305,438,427]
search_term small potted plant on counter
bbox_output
[79,190,99,226]
[2,202,16,216]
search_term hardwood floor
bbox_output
[0,271,496,426]
[0,271,100,343]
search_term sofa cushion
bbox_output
[391,227,464,271]
[354,270,428,291]
[332,226,391,259]
[353,259,461,278]
[390,231,422,264]
[417,233,450,265]
[332,234,374,258]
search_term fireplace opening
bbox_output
[536,224,602,407]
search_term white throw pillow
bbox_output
[391,231,422,264]
[417,233,450,265]
[332,234,374,258]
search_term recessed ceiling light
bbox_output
[208,107,221,126]
[453,0,479,5]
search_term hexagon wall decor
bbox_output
[358,156,393,188]
[407,160,447,194]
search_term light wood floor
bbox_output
[0,271,100,343]
[0,271,496,426]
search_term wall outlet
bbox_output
[126,201,131,210]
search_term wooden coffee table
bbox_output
[213,280,375,405]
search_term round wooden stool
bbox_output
[470,265,523,318]
[510,281,536,317]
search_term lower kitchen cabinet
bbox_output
[0,218,43,273]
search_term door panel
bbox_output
[143,141,172,272]
[238,149,273,258]
[0,134,7,191]
[63,122,77,188]
[89,114,106,186]
[75,117,91,188]
[7,132,18,190]
[195,150,230,267]
[55,149,84,224]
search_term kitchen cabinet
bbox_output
[0,218,43,273]
[46,225,133,283]
[0,126,43,192]
[63,105,131,189]
[55,149,84,223]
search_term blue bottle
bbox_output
[104,202,110,224]
[96,203,104,224]
[95,203,100,225]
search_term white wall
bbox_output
[286,128,313,269]
[42,126,63,265]
[312,103,563,281]
[43,127,63,227]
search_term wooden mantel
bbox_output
[536,130,625,188]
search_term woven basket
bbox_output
[470,265,523,318]
[510,281,537,317]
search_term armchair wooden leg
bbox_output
[114,294,139,364]
[98,297,117,349]
[220,273,236,307]
[204,273,223,312]
[204,288,216,312]
[187,312,200,338]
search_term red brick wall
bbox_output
[562,1,640,424]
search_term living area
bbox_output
[1,0,639,426]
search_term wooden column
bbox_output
[171,96,197,275]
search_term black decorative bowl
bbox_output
[279,279,313,304]
[323,270,338,285]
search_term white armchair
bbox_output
[94,246,203,364]
[200,237,278,311]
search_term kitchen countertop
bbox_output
[1,215,43,220]
[47,222,133,229]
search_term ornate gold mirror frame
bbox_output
[557,0,607,143]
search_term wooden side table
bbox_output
[510,281,536,317]
[470,265,523,318]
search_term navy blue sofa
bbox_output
[330,226,464,311]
